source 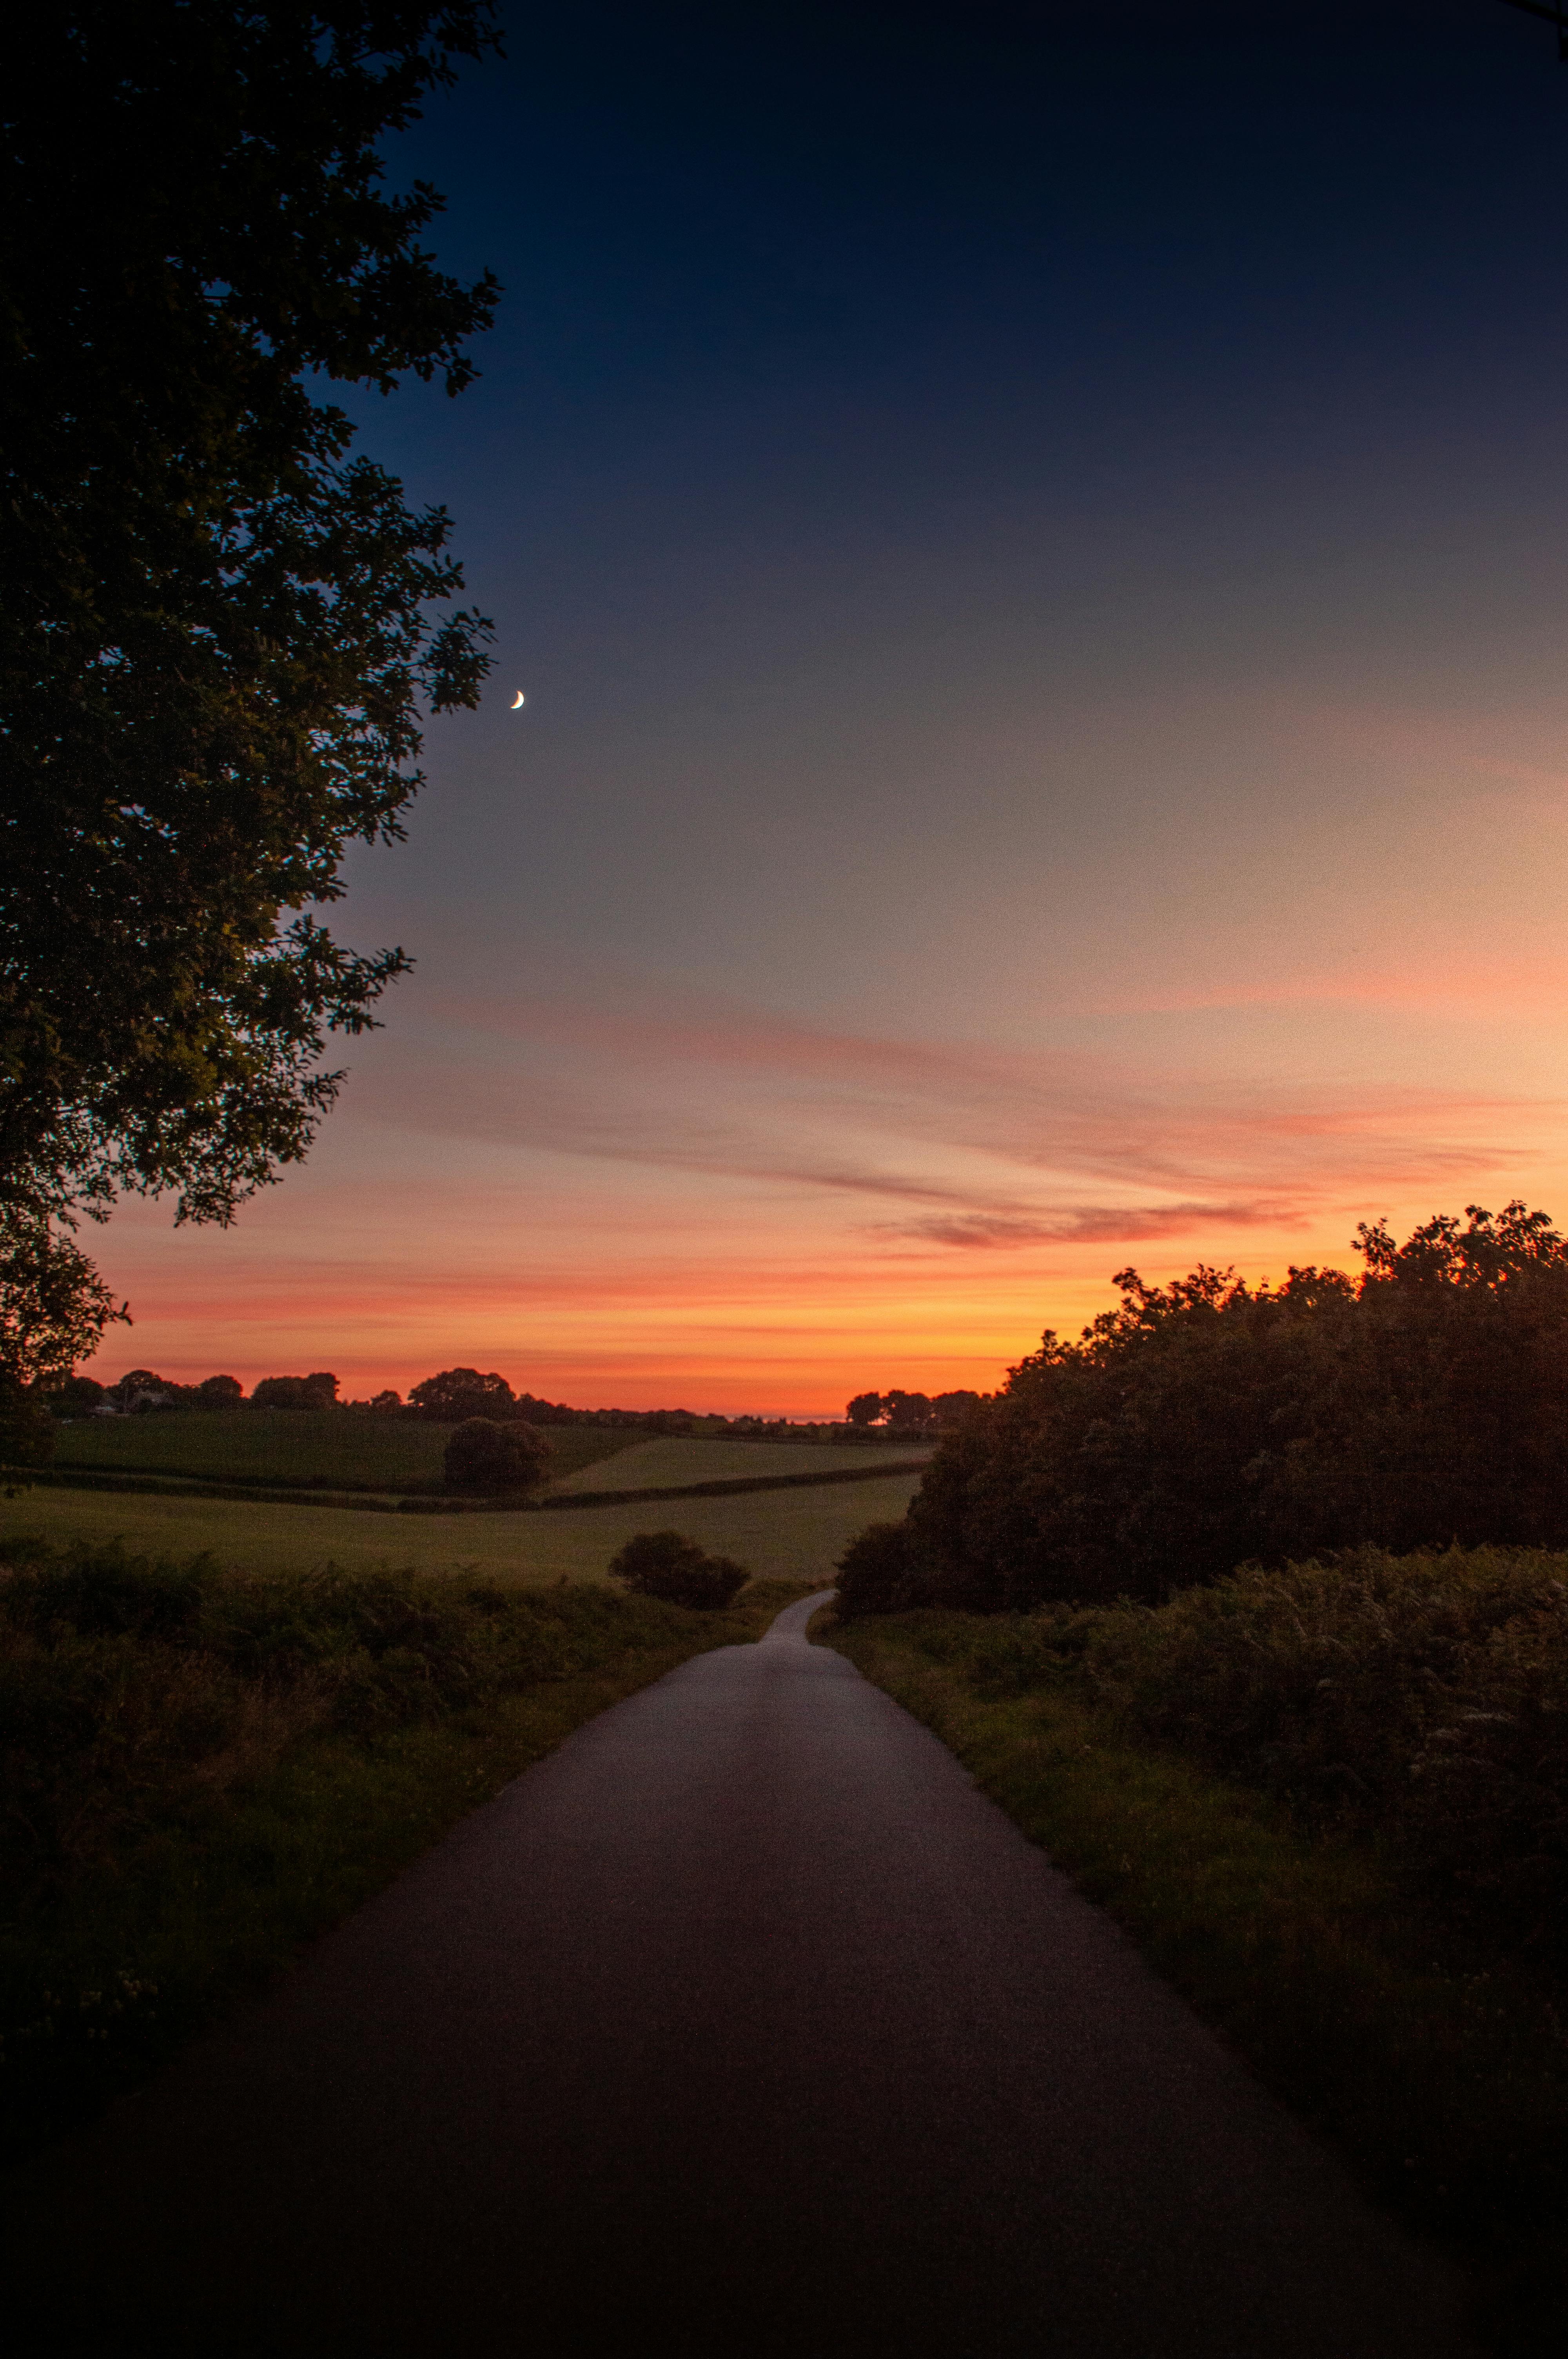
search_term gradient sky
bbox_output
[103,0,1568,1412]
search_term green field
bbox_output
[0,1470,924,1585]
[547,1434,924,1492]
[50,1410,635,1491]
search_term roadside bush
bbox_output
[442,1418,552,1496]
[834,1521,923,1619]
[897,1543,1568,1959]
[409,1367,517,1423]
[0,1538,729,1888]
[607,1530,750,1610]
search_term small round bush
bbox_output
[833,1520,917,1618]
[443,1418,553,1498]
[608,1530,750,1610]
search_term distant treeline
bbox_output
[45,1362,918,1438]
[846,1203,1568,1614]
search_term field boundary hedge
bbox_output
[824,1605,1568,2355]
[1,1457,931,1515]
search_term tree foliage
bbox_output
[833,1522,918,1619]
[0,1214,128,1387]
[409,1367,517,1423]
[1,4,501,1235]
[904,1203,1568,1612]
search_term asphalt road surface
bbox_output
[5,1593,1472,2356]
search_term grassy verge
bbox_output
[824,1608,1568,2355]
[1,1538,814,2167]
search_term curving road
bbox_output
[5,1593,1470,2355]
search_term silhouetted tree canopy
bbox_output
[883,1388,934,1433]
[846,1391,884,1427]
[931,1389,982,1428]
[1,3,500,1243]
[409,1367,517,1422]
[904,1203,1568,1612]
[0,1215,128,1388]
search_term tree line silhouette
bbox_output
[841,1203,1568,1613]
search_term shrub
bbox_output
[0,1373,54,1475]
[911,1201,1568,1610]
[906,1544,1568,1960]
[607,1531,750,1610]
[834,1521,921,1618]
[442,1417,552,1497]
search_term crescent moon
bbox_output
[510,691,525,710]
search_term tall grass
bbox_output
[915,1544,1568,1962]
[0,1537,802,2160]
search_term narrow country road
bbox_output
[5,1594,1470,2355]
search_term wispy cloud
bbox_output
[348,985,1555,1256]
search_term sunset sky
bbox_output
[103,1,1568,1413]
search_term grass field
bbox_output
[0,1470,924,1585]
[546,1434,923,1492]
[49,1410,635,1491]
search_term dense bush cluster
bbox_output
[441,1418,552,1496]
[902,1203,1568,1610]
[889,1545,1568,1959]
[0,1538,713,1888]
[607,1531,750,1610]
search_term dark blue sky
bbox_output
[117,2,1568,1408]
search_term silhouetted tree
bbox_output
[0,1214,127,1390]
[846,1391,884,1427]
[195,1374,244,1410]
[2,5,501,1368]
[251,1372,339,1410]
[443,1417,552,1496]
[409,1367,517,1422]
[884,1389,934,1434]
[907,1203,1568,1612]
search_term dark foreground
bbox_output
[2,1594,1470,2356]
